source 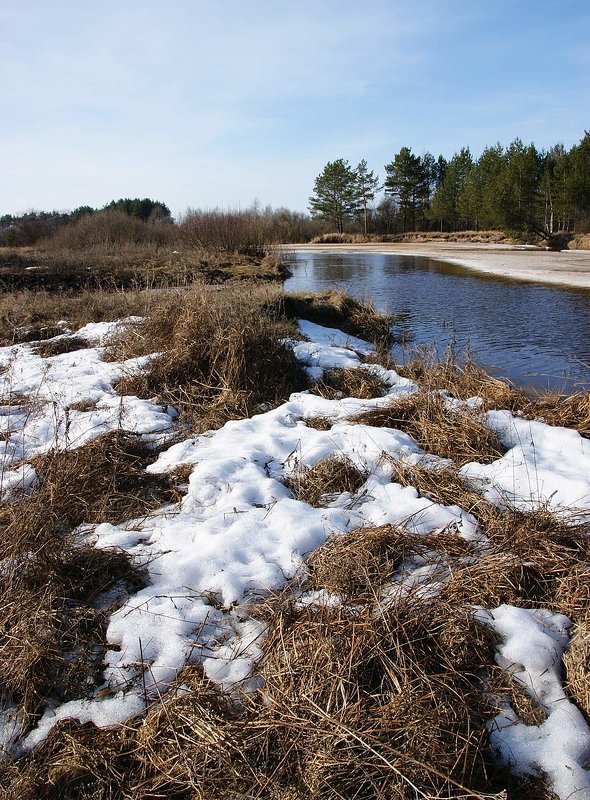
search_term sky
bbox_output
[1,0,589,217]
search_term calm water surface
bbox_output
[283,251,590,393]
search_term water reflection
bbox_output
[284,251,590,393]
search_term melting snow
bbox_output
[1,316,589,798]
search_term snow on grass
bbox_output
[477,605,590,799]
[461,409,590,513]
[1,316,590,797]
[0,318,176,499]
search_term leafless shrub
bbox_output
[47,209,176,251]
[179,207,270,256]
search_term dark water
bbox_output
[283,250,590,393]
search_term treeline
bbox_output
[0,199,323,254]
[309,132,590,241]
[0,198,172,247]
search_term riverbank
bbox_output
[286,242,590,290]
[1,282,590,798]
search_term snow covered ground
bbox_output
[1,317,589,798]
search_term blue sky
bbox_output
[1,0,589,217]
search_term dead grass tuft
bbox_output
[400,348,590,437]
[312,367,387,400]
[303,415,334,431]
[109,285,307,430]
[563,612,590,719]
[285,456,366,508]
[32,336,89,357]
[527,391,590,437]
[392,459,491,516]
[350,391,506,466]
[308,525,411,597]
[0,432,184,722]
[481,505,590,574]
[442,552,546,609]
[2,432,177,558]
[278,290,394,348]
[400,348,523,411]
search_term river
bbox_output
[283,250,590,394]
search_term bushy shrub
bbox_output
[47,209,176,250]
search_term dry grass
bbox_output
[0,243,286,295]
[285,456,366,508]
[3,501,573,798]
[400,348,524,411]
[563,612,590,719]
[392,459,590,610]
[0,432,186,722]
[32,336,89,357]
[527,391,590,437]
[310,230,509,245]
[0,286,152,346]
[303,415,334,431]
[571,233,590,250]
[312,367,387,400]
[392,459,491,517]
[1,432,179,559]
[308,525,412,597]
[4,601,506,800]
[1,272,586,798]
[350,391,506,466]
[400,349,590,437]
[109,285,308,430]
[278,290,394,348]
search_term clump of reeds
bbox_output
[109,285,308,430]
[400,347,523,410]
[527,391,590,437]
[350,391,506,465]
[285,456,366,508]
[0,432,180,722]
[312,367,387,400]
[400,347,590,437]
[278,290,394,347]
[307,524,411,597]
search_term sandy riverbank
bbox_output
[286,242,590,290]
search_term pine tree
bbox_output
[384,148,430,232]
[429,148,473,231]
[355,160,380,235]
[308,160,359,233]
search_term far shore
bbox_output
[284,241,590,290]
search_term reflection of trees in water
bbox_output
[321,257,368,282]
